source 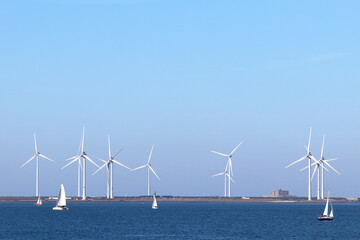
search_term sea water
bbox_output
[1,202,360,239]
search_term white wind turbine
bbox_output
[211,142,243,197]
[301,135,339,199]
[21,132,54,197]
[92,135,130,199]
[131,144,160,196]
[285,128,315,201]
[212,161,235,197]
[62,127,99,200]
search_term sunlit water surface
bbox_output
[1,202,360,239]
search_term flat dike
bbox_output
[0,196,356,203]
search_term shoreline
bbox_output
[0,196,358,203]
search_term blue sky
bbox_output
[0,0,359,197]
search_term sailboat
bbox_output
[53,184,69,211]
[318,191,333,221]
[152,191,158,209]
[34,195,42,206]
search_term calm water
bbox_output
[1,201,360,239]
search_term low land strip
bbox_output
[0,196,358,203]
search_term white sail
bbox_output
[152,192,157,209]
[323,194,329,216]
[35,195,42,205]
[56,184,67,207]
[329,200,334,218]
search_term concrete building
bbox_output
[271,189,289,197]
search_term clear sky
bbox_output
[0,0,359,197]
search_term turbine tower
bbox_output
[285,127,314,201]
[62,127,99,200]
[131,144,160,196]
[92,135,130,199]
[21,132,54,197]
[211,142,242,197]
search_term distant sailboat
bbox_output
[318,191,333,221]
[53,184,69,211]
[152,192,158,209]
[34,195,42,206]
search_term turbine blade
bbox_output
[66,155,79,161]
[94,156,107,163]
[108,135,111,159]
[38,154,54,162]
[285,156,307,168]
[212,172,225,177]
[211,151,228,157]
[323,161,340,175]
[131,164,147,171]
[311,164,318,181]
[148,144,154,164]
[228,174,235,183]
[224,161,229,172]
[21,154,36,168]
[300,160,322,172]
[61,156,80,170]
[320,164,330,172]
[112,160,131,170]
[324,158,338,162]
[307,127,312,154]
[78,159,82,171]
[78,138,82,154]
[34,132,38,153]
[300,165,309,171]
[82,127,85,153]
[320,134,325,160]
[149,166,160,180]
[92,161,109,175]
[113,148,124,159]
[84,155,99,168]
[230,141,243,156]
[229,158,233,176]
[304,145,309,152]
[309,155,320,164]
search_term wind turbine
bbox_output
[285,127,315,201]
[318,135,340,199]
[300,153,327,200]
[62,127,99,200]
[211,142,243,197]
[301,135,339,199]
[131,144,160,196]
[212,161,235,197]
[21,132,54,197]
[92,135,130,199]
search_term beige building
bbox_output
[271,189,289,197]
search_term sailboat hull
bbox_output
[317,215,333,221]
[52,206,69,211]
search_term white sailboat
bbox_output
[152,192,158,209]
[53,184,69,211]
[318,191,333,221]
[35,195,42,206]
